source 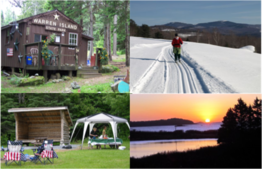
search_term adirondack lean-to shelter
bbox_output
[8,107,73,146]
[1,9,102,81]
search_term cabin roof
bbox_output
[82,34,94,40]
[8,106,73,126]
[1,9,80,30]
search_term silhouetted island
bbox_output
[130,118,194,127]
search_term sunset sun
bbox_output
[205,119,210,123]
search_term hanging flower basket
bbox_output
[41,34,55,65]
[100,48,109,65]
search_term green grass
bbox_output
[1,141,130,168]
[113,55,126,63]
[72,82,113,93]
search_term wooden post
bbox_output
[43,70,48,83]
[24,45,26,70]
[69,71,72,78]
[38,42,42,70]
[11,67,15,75]
[14,113,18,141]
[95,48,98,67]
[59,44,61,70]
[60,110,64,146]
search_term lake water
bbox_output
[130,138,218,158]
[131,122,222,132]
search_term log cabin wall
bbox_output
[28,123,61,141]
[17,113,28,140]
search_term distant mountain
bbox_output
[130,118,194,127]
[154,21,261,37]
[164,22,193,28]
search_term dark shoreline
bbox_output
[130,142,261,168]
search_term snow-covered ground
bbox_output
[130,37,261,93]
[131,122,222,132]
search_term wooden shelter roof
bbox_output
[8,106,73,126]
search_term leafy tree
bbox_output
[18,0,47,20]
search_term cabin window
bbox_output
[68,33,78,49]
[6,29,10,44]
[55,35,60,43]
[34,34,47,42]
[26,27,30,35]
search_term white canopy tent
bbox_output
[69,112,130,149]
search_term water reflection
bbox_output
[131,139,218,158]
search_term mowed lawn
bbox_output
[1,141,130,168]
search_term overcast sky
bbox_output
[130,1,261,26]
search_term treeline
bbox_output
[131,130,218,141]
[1,93,130,143]
[130,19,261,53]
[130,118,193,127]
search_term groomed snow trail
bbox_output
[131,45,204,93]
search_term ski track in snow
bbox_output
[131,43,236,94]
[131,45,205,93]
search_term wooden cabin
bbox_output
[1,9,101,81]
[8,107,73,146]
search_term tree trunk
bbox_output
[113,15,117,56]
[104,25,107,49]
[88,4,94,59]
[108,23,112,61]
[125,1,130,66]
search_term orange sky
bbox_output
[131,94,261,123]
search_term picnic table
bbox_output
[88,138,123,149]
[32,137,47,147]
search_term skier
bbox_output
[171,33,183,63]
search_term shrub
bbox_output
[101,65,120,73]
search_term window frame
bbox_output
[55,35,61,43]
[68,32,78,50]
[34,34,48,43]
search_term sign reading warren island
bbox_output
[32,14,78,30]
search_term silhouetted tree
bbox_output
[218,98,261,144]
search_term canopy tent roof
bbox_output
[76,112,129,123]
[8,106,73,126]
[70,112,130,149]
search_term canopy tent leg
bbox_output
[69,122,79,144]
[81,122,89,150]
[110,121,117,149]
[125,121,130,129]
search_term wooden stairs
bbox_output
[77,66,102,79]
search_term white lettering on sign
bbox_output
[45,26,66,32]
[33,18,77,30]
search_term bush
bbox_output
[10,75,22,86]
[101,65,120,73]
[117,49,125,55]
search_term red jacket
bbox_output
[172,37,183,48]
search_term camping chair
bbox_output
[30,48,38,67]
[31,140,58,165]
[3,140,27,166]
